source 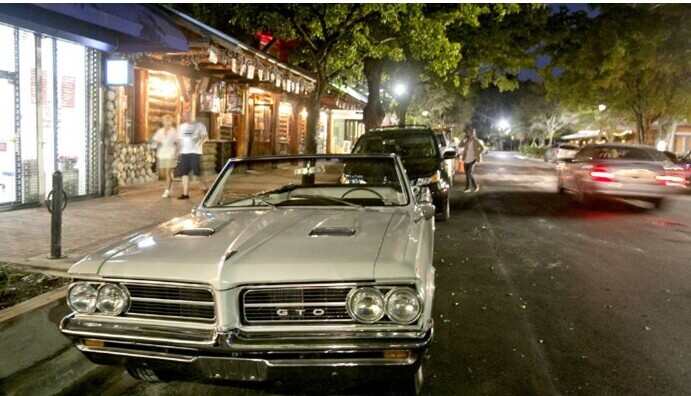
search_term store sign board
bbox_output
[61,76,75,108]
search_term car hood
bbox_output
[69,207,413,290]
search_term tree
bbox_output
[545,5,691,144]
[225,5,405,153]
[515,83,576,146]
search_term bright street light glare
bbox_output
[421,110,430,117]
[393,82,407,97]
[497,119,510,131]
[598,104,607,112]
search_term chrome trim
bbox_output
[240,282,419,326]
[121,281,216,322]
[77,344,196,363]
[129,297,215,307]
[243,301,346,308]
[60,313,217,347]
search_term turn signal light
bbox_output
[383,350,411,360]
[82,339,105,348]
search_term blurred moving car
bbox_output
[353,126,456,221]
[544,143,579,162]
[433,129,457,186]
[666,150,691,188]
[557,144,687,207]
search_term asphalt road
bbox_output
[76,151,691,396]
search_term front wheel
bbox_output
[435,197,450,222]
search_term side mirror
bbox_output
[443,149,457,160]
[421,204,436,220]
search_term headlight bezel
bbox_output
[384,287,422,324]
[67,282,98,314]
[67,281,130,316]
[95,283,130,316]
[346,287,386,324]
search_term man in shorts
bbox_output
[176,112,208,200]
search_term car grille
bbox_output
[241,285,394,324]
[122,283,215,322]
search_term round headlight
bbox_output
[347,287,385,323]
[385,288,421,324]
[96,284,129,316]
[67,283,98,314]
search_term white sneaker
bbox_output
[162,189,170,198]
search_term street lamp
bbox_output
[598,104,607,112]
[393,82,407,97]
[497,118,511,133]
[421,110,430,117]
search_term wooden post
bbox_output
[134,69,148,143]
[326,110,333,154]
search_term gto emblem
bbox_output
[276,308,326,317]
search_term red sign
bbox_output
[61,76,75,108]
[0,142,6,152]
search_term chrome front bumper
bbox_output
[60,313,433,381]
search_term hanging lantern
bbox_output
[247,63,255,79]
[231,57,238,74]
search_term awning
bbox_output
[562,130,601,140]
[0,4,188,52]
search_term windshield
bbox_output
[204,156,409,208]
[353,133,439,159]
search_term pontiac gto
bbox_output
[60,154,435,394]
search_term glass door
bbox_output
[0,24,17,205]
[0,78,16,205]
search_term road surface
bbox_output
[74,151,691,396]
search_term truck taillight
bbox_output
[590,165,614,182]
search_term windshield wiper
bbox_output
[288,194,363,209]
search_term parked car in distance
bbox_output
[353,126,456,221]
[433,129,457,186]
[544,143,579,162]
[60,154,435,395]
[557,144,687,207]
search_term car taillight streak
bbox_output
[590,165,615,182]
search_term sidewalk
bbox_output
[0,182,198,275]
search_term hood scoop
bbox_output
[309,227,356,237]
[176,227,215,237]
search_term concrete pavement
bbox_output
[0,182,198,274]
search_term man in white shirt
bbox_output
[460,125,487,193]
[176,112,208,200]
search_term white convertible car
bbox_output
[60,154,436,394]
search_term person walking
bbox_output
[151,115,178,198]
[460,125,487,193]
[176,112,208,200]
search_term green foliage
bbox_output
[519,144,547,158]
[545,5,691,143]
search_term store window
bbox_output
[0,22,100,207]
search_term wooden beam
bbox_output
[136,58,206,79]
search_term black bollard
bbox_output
[50,171,64,259]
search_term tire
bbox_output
[399,364,424,395]
[435,197,450,222]
[127,366,162,383]
[650,198,665,209]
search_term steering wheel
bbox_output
[341,187,385,201]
